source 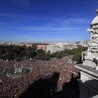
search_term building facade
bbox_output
[75,9,98,98]
[46,43,69,53]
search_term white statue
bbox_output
[14,63,23,73]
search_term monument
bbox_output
[83,9,98,70]
[14,63,23,74]
[75,9,98,98]
[4,63,32,78]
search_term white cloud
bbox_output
[57,18,90,25]
[17,26,82,31]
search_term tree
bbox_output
[29,48,37,58]
[72,52,82,63]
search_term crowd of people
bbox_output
[0,55,79,98]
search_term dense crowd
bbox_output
[0,55,79,98]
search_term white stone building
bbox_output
[46,43,68,53]
[75,9,98,98]
[46,42,77,54]
[83,9,98,69]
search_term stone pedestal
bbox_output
[75,65,98,98]
[83,60,96,68]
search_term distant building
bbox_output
[37,44,49,50]
[68,43,77,49]
[82,40,89,47]
[46,43,75,53]
[18,43,33,47]
[0,42,5,45]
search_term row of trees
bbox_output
[0,45,87,63]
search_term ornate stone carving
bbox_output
[83,10,98,70]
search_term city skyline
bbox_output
[0,0,98,42]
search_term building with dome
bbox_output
[75,9,98,98]
[83,9,98,70]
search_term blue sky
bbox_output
[0,0,98,42]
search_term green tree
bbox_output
[72,52,82,63]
